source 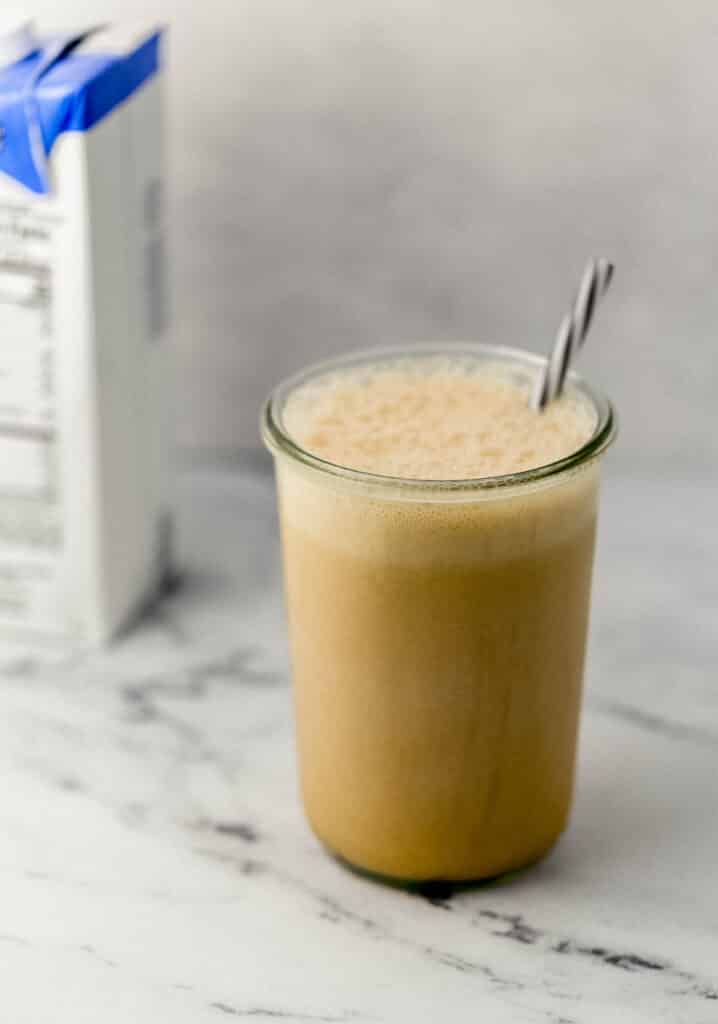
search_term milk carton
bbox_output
[0,18,171,644]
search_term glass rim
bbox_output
[261,342,617,495]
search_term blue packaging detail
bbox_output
[0,31,161,194]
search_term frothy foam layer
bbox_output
[282,358,596,480]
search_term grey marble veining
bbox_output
[1,460,716,1023]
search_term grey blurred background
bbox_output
[41,1,718,464]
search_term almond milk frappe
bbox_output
[262,344,616,883]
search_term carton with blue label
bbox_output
[0,17,171,643]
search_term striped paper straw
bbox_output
[532,258,614,411]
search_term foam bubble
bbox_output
[282,357,596,480]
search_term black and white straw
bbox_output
[532,258,614,411]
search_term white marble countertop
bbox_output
[1,459,716,1023]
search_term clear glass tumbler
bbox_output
[262,344,616,883]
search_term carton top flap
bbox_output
[0,25,162,195]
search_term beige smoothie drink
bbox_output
[263,345,615,882]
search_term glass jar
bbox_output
[263,344,616,882]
